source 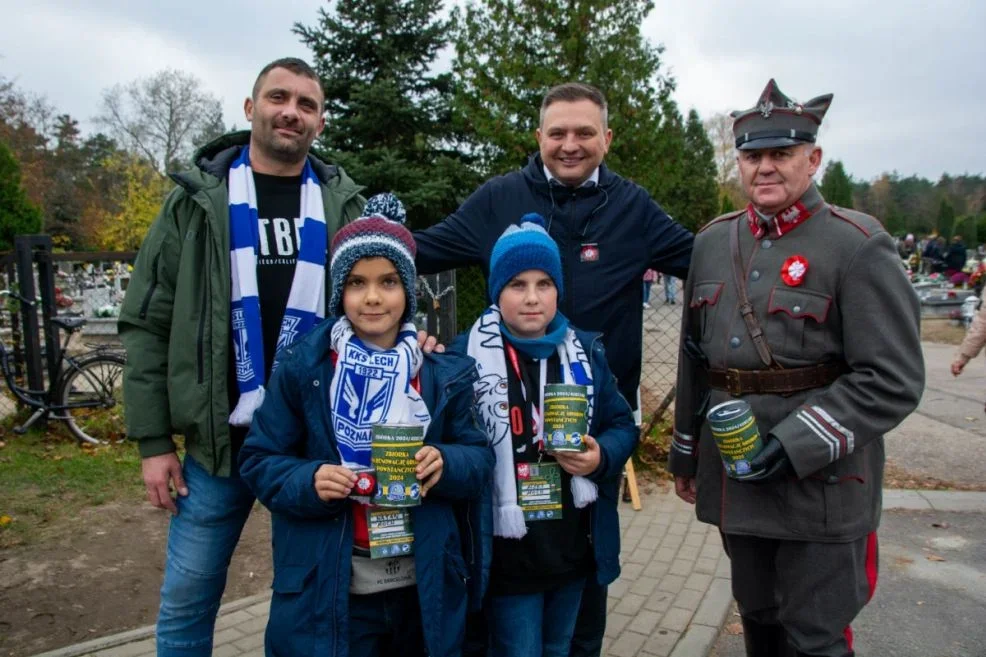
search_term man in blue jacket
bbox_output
[414,82,694,657]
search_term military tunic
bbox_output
[669,184,924,541]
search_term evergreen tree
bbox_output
[295,0,479,229]
[450,0,680,198]
[677,109,719,231]
[0,141,43,250]
[937,198,955,239]
[819,160,853,208]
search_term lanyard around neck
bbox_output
[505,342,547,455]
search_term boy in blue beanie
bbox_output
[456,213,638,657]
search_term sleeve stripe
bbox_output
[810,405,855,454]
[796,410,839,462]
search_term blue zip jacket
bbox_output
[416,153,693,411]
[239,319,494,657]
[450,325,639,588]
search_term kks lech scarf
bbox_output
[329,318,431,468]
[228,146,327,426]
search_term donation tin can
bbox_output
[706,400,764,477]
[543,383,589,453]
[370,424,424,507]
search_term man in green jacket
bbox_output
[119,57,365,656]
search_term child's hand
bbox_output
[414,446,444,497]
[314,464,357,501]
[553,435,601,476]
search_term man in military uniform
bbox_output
[669,80,924,657]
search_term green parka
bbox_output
[119,132,365,476]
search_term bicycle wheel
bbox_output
[57,353,126,444]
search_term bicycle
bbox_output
[0,289,126,444]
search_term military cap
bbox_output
[731,79,833,150]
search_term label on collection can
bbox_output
[371,424,424,507]
[707,400,764,477]
[542,384,589,453]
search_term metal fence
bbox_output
[0,239,135,426]
[431,267,682,429]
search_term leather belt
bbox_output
[707,362,849,396]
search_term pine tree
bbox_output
[819,160,854,208]
[678,109,719,231]
[295,0,479,228]
[450,0,679,197]
[0,141,43,250]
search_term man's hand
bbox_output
[952,358,968,377]
[737,437,793,483]
[314,464,357,501]
[142,452,188,514]
[553,435,602,477]
[415,446,444,497]
[674,475,697,504]
[416,329,445,354]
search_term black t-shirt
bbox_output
[228,172,303,449]
[489,347,593,596]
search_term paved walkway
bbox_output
[31,488,986,657]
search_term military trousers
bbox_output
[722,532,878,657]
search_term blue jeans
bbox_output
[642,281,652,304]
[488,577,586,657]
[664,275,677,302]
[156,455,255,657]
[349,587,426,657]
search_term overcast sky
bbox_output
[1,0,983,182]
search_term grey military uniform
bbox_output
[669,183,924,539]
[669,184,924,656]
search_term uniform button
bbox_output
[730,336,741,348]
[750,270,761,281]
[762,239,773,249]
[826,475,840,484]
[793,305,801,313]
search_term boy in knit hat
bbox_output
[455,213,637,657]
[239,193,493,657]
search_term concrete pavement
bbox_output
[31,486,735,657]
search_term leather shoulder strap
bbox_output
[730,216,778,368]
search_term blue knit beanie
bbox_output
[488,213,564,302]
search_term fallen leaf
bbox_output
[932,522,950,529]
[0,515,12,527]
[927,554,947,562]
[725,622,744,635]
[894,556,914,566]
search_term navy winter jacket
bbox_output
[416,153,694,410]
[239,319,494,657]
[450,325,639,586]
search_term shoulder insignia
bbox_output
[828,205,872,238]
[698,209,745,234]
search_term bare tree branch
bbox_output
[95,69,225,175]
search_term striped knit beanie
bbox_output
[488,213,564,302]
[329,193,417,323]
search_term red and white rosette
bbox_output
[781,255,808,286]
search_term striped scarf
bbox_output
[228,146,327,426]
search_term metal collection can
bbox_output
[371,424,424,507]
[542,383,589,453]
[706,400,764,478]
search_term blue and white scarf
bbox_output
[466,305,598,539]
[228,146,327,426]
[329,318,431,468]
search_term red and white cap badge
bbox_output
[781,255,808,286]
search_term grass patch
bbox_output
[921,317,966,345]
[0,428,144,548]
